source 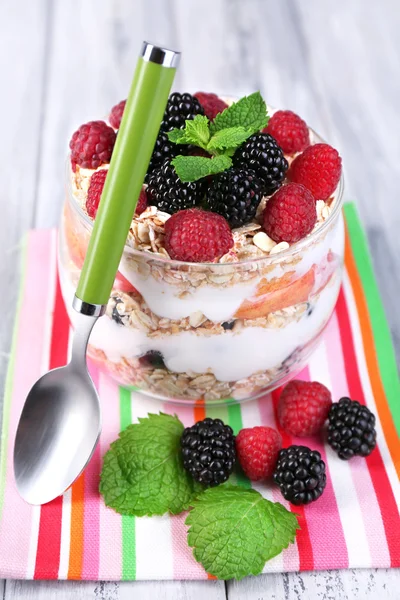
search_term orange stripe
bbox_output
[67,472,85,579]
[344,225,400,477]
[193,399,216,579]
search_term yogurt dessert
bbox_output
[59,91,344,403]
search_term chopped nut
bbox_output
[253,231,277,253]
[189,311,206,328]
[269,241,290,255]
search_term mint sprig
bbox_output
[99,413,202,517]
[186,485,299,580]
[172,154,232,182]
[166,92,269,182]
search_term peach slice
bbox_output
[234,267,315,319]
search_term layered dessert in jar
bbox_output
[59,91,344,403]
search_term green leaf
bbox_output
[207,126,254,151]
[172,154,232,182]
[167,115,210,149]
[99,413,202,517]
[210,92,269,135]
[186,485,299,580]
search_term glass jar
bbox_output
[59,143,344,405]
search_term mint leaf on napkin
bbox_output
[99,413,201,517]
[172,154,232,182]
[210,92,269,135]
[167,115,210,149]
[186,485,299,580]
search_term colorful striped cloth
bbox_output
[0,203,399,580]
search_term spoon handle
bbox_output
[75,42,180,307]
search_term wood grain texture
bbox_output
[1,0,399,598]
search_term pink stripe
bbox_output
[298,365,348,569]
[97,371,122,580]
[257,393,300,572]
[163,403,207,579]
[81,364,101,579]
[0,231,53,577]
[325,312,390,566]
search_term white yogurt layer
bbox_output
[60,263,341,382]
[117,211,344,322]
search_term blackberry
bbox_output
[109,296,129,327]
[181,418,236,487]
[273,445,326,505]
[138,350,166,370]
[160,92,204,132]
[327,397,377,460]
[234,133,288,195]
[145,131,182,182]
[147,160,206,214]
[205,167,263,228]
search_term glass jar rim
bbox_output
[66,129,344,269]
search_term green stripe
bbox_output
[344,203,400,435]
[0,238,28,519]
[119,386,136,580]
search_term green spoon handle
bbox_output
[75,43,179,307]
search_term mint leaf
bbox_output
[210,92,268,135]
[186,485,299,580]
[207,126,253,152]
[172,154,232,182]
[99,413,202,517]
[167,115,210,149]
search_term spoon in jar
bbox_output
[13,42,180,505]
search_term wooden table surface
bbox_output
[0,0,399,598]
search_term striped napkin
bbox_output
[0,203,399,580]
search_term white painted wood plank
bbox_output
[228,569,400,600]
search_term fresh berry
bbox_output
[86,169,108,218]
[236,426,282,481]
[160,92,204,132]
[234,133,288,195]
[194,92,228,121]
[146,160,206,214]
[278,380,332,437]
[327,397,377,460]
[86,170,147,218]
[263,183,317,243]
[139,350,166,369]
[181,418,236,486]
[136,188,148,215]
[288,143,342,200]
[145,131,183,181]
[273,445,327,505]
[266,110,310,155]
[109,99,126,129]
[164,208,233,262]
[70,120,116,169]
[205,168,263,228]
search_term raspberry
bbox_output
[236,427,282,481]
[288,143,342,200]
[263,183,317,243]
[86,170,107,218]
[164,208,233,263]
[266,110,310,155]
[194,92,228,121]
[70,120,116,169]
[109,99,126,129]
[278,380,332,437]
[86,170,147,219]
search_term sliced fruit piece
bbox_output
[113,271,138,294]
[235,267,315,319]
